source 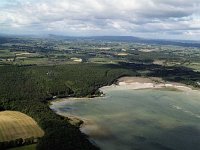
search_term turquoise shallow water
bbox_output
[51,89,200,150]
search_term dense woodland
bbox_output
[0,63,136,150]
[0,63,199,149]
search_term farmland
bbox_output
[1,36,200,70]
[0,111,44,143]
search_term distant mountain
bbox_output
[86,36,141,42]
[48,35,141,42]
[0,34,200,48]
[46,35,200,48]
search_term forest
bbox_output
[0,63,135,150]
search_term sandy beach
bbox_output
[100,76,195,92]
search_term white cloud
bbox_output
[0,0,200,39]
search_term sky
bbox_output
[0,0,200,40]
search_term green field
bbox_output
[8,144,36,150]
[0,111,44,142]
[89,57,114,63]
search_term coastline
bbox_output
[100,76,197,93]
[50,76,199,105]
[50,76,199,129]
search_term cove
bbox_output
[50,85,200,150]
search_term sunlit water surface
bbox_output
[50,88,200,150]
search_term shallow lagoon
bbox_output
[51,88,200,150]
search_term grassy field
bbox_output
[0,111,44,142]
[184,62,200,72]
[8,144,36,150]
[88,57,117,64]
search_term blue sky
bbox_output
[0,0,200,40]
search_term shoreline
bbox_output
[50,76,199,130]
[50,76,199,105]
[100,76,198,93]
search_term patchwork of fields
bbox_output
[0,111,44,142]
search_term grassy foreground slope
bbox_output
[0,111,44,142]
[9,144,36,150]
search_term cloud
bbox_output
[0,0,200,39]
